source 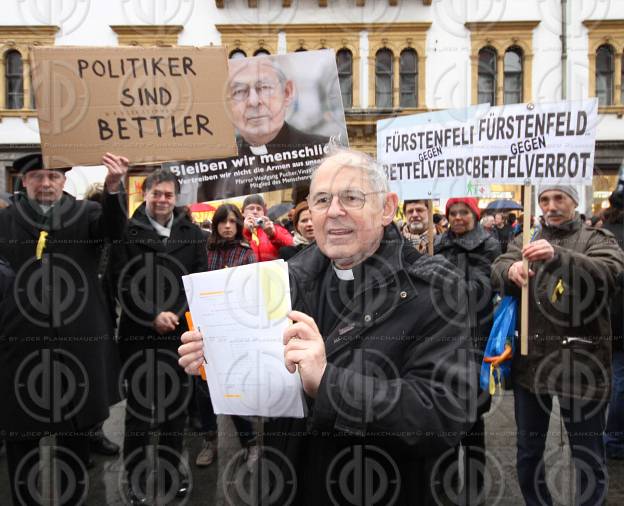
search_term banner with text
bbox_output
[32,46,238,169]
[163,50,348,203]
[377,99,598,199]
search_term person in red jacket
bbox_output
[241,194,293,261]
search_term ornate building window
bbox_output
[596,44,614,106]
[584,19,624,112]
[375,48,393,108]
[337,48,353,109]
[5,50,23,109]
[367,23,429,109]
[504,46,523,104]
[399,48,417,107]
[282,24,361,107]
[0,25,58,116]
[477,47,496,104]
[466,21,538,105]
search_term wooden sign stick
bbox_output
[520,183,532,355]
[427,199,435,256]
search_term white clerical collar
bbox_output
[249,144,268,155]
[333,264,354,281]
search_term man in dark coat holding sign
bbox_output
[492,184,624,506]
[180,148,477,505]
[115,168,207,505]
[0,152,128,506]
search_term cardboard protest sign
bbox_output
[377,99,598,199]
[163,50,348,203]
[31,46,238,169]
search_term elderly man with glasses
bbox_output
[179,148,476,505]
[227,57,330,154]
[197,56,331,202]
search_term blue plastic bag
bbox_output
[480,296,517,393]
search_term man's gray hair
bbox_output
[310,145,390,195]
[229,57,289,91]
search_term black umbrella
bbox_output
[486,199,522,212]
[268,202,293,221]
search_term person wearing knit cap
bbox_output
[535,185,581,228]
[445,197,480,222]
[538,184,579,205]
[492,185,624,505]
[435,196,500,504]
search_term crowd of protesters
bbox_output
[1,148,624,505]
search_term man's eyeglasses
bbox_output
[228,81,279,102]
[308,190,383,211]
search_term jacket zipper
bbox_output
[562,337,593,345]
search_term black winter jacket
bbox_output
[0,191,126,437]
[435,224,501,351]
[115,203,208,357]
[261,224,477,506]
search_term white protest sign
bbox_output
[377,105,487,200]
[377,99,598,200]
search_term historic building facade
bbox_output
[1,0,623,213]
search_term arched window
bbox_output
[229,49,247,60]
[336,49,353,109]
[294,47,307,52]
[399,48,418,107]
[504,47,523,104]
[596,44,614,106]
[5,50,24,109]
[477,47,497,105]
[375,48,393,108]
[253,48,270,57]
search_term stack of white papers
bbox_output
[183,260,305,418]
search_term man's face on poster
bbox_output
[227,59,294,147]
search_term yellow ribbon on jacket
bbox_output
[36,230,48,260]
[251,230,260,246]
[489,365,502,396]
[550,278,565,303]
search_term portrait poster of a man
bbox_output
[164,50,348,204]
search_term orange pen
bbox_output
[185,311,206,381]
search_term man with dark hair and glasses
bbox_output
[114,167,207,505]
[179,148,476,505]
